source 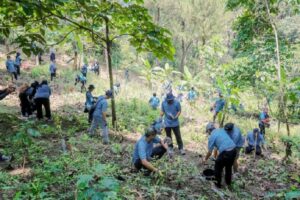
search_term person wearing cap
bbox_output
[259,107,270,136]
[89,90,113,144]
[6,55,18,81]
[205,122,218,160]
[245,128,265,155]
[212,93,226,122]
[149,93,160,110]
[161,93,185,155]
[132,123,168,174]
[202,128,237,188]
[14,52,22,75]
[34,80,52,121]
[85,85,96,123]
[224,123,245,173]
[49,60,57,81]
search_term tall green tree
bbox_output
[0,0,175,127]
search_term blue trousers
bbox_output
[89,115,109,143]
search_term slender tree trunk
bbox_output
[35,55,40,66]
[265,0,291,158]
[5,39,10,53]
[105,18,117,128]
[73,51,78,71]
[180,39,186,73]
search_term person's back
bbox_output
[50,52,55,61]
[93,96,107,117]
[247,131,264,146]
[132,135,160,163]
[15,53,21,66]
[209,129,236,153]
[150,95,160,109]
[227,126,244,148]
[215,98,225,112]
[188,89,197,101]
[81,64,88,73]
[49,62,56,73]
[6,59,15,73]
[35,84,51,99]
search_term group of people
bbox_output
[18,80,52,120]
[5,52,22,81]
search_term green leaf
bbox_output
[27,128,41,137]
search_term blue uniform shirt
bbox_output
[34,84,51,99]
[188,90,197,101]
[227,126,244,148]
[85,91,94,109]
[161,100,181,127]
[49,63,56,74]
[149,96,160,109]
[6,60,16,73]
[15,55,21,66]
[132,135,161,163]
[247,131,265,146]
[208,128,236,154]
[93,96,108,117]
[215,98,225,112]
[81,65,88,74]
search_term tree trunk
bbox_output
[180,39,186,73]
[35,55,40,66]
[265,0,291,159]
[105,18,117,128]
[73,51,78,70]
[5,39,10,53]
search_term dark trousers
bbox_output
[134,146,166,171]
[82,73,87,77]
[165,126,183,150]
[51,73,56,81]
[245,145,262,155]
[35,98,51,120]
[20,97,32,117]
[11,72,18,81]
[259,122,266,136]
[15,65,20,75]
[215,149,237,187]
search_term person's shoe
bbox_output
[180,149,186,155]
[102,140,109,145]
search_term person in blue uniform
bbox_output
[149,93,160,110]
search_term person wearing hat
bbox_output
[149,93,160,110]
[202,128,237,188]
[205,122,218,160]
[245,128,265,155]
[88,90,113,144]
[85,85,96,123]
[132,122,168,174]
[211,93,225,122]
[224,123,244,173]
[160,93,185,155]
[6,55,18,81]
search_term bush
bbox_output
[116,98,159,133]
[31,64,49,79]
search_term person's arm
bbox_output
[0,89,9,100]
[160,140,168,150]
[138,142,158,172]
[175,102,181,119]
[102,101,108,124]
[204,151,212,163]
[203,134,215,163]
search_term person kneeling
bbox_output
[132,126,168,175]
[245,128,265,156]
